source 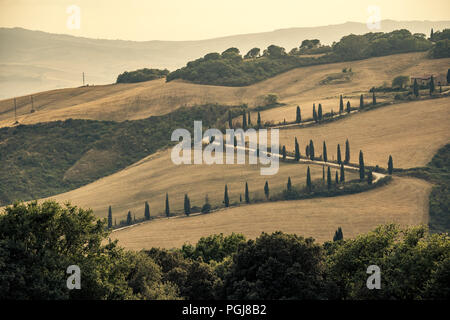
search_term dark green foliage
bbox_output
[223,232,327,299]
[323,141,328,162]
[309,140,315,160]
[388,155,393,175]
[345,139,350,164]
[335,171,339,184]
[296,106,301,123]
[340,164,345,183]
[224,185,230,207]
[327,167,332,190]
[0,201,178,299]
[294,137,300,161]
[0,104,228,205]
[245,182,250,204]
[339,95,344,113]
[346,101,351,113]
[184,194,191,216]
[360,94,364,108]
[165,193,170,217]
[287,177,292,191]
[108,205,113,229]
[306,145,310,158]
[181,233,246,263]
[116,68,169,83]
[429,39,450,58]
[333,227,343,241]
[167,30,432,86]
[318,103,323,121]
[282,145,286,160]
[359,150,365,180]
[127,211,132,225]
[144,201,150,220]
[264,181,269,199]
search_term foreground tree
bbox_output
[0,201,178,299]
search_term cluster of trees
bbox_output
[1,202,448,300]
[429,28,450,58]
[116,68,169,83]
[166,29,433,86]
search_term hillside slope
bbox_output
[1,52,448,127]
[110,177,431,249]
[2,20,449,98]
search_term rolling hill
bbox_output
[2,20,449,99]
[0,52,448,128]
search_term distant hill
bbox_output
[1,20,449,98]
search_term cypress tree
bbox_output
[242,110,247,130]
[327,166,332,190]
[335,170,339,184]
[107,206,113,229]
[339,95,344,114]
[245,182,250,203]
[318,103,323,121]
[144,201,150,220]
[372,90,376,105]
[296,106,301,123]
[309,140,315,160]
[323,141,328,162]
[228,110,233,129]
[282,145,286,160]
[429,75,435,95]
[257,111,261,129]
[239,194,242,203]
[184,194,191,216]
[337,144,342,164]
[306,167,312,192]
[234,135,238,147]
[413,78,419,97]
[447,69,450,84]
[333,227,343,241]
[322,166,325,182]
[345,139,350,164]
[165,193,170,217]
[224,185,230,207]
[346,101,351,113]
[264,181,269,199]
[313,104,317,122]
[430,28,434,40]
[340,163,345,183]
[294,137,300,161]
[306,145,310,158]
[248,111,252,125]
[388,155,393,175]
[367,171,373,185]
[360,94,364,108]
[127,211,132,225]
[359,150,365,180]
[287,177,292,191]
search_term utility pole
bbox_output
[14,98,17,123]
[31,95,35,113]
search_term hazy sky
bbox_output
[1,0,449,41]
